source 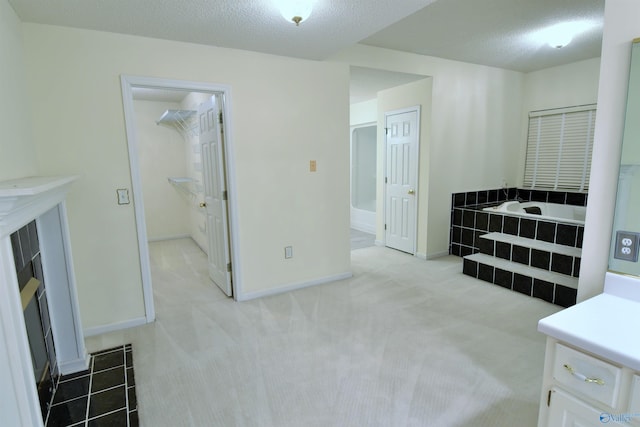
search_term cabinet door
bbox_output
[629,375,640,426]
[547,388,625,426]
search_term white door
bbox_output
[199,96,232,296]
[385,109,419,254]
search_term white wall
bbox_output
[133,100,191,241]
[332,45,524,258]
[350,99,377,126]
[522,57,601,112]
[579,0,640,302]
[0,2,40,424]
[377,78,433,258]
[0,0,37,181]
[23,24,351,329]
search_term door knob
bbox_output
[408,189,415,195]
[199,202,207,208]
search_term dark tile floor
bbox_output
[45,344,138,427]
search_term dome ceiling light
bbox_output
[277,0,314,26]
[533,20,599,49]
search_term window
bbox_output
[523,104,596,192]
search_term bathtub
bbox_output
[483,201,586,225]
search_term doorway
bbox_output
[120,76,240,322]
[350,123,377,235]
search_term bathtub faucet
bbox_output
[503,187,524,202]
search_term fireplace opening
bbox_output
[11,220,59,419]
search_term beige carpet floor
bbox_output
[86,238,561,427]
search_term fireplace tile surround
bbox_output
[45,344,138,427]
[0,176,89,427]
[11,219,60,419]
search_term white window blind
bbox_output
[523,105,596,191]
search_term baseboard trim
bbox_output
[375,240,384,246]
[427,251,450,260]
[236,272,353,302]
[83,316,148,338]
[416,252,427,260]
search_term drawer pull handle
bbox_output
[563,364,605,385]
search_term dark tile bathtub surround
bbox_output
[531,249,551,270]
[478,237,580,277]
[495,241,511,260]
[463,256,578,308]
[512,245,530,265]
[536,221,556,244]
[556,224,578,247]
[519,219,536,239]
[513,273,533,296]
[452,187,586,308]
[503,216,519,236]
[450,187,586,257]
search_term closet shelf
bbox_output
[156,109,198,137]
[168,177,199,199]
[167,177,195,184]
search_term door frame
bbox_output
[120,75,242,323]
[383,106,421,255]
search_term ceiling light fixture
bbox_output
[533,21,599,49]
[277,0,313,26]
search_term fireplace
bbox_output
[0,176,88,426]
[12,219,60,418]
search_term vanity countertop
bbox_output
[538,272,640,371]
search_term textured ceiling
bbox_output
[361,0,605,72]
[9,0,605,102]
[8,0,436,60]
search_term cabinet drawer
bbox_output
[552,343,622,408]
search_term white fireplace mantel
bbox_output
[0,175,88,427]
[0,175,77,237]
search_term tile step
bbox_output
[464,253,578,290]
[479,232,581,258]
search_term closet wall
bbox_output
[133,100,191,241]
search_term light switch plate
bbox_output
[117,189,130,205]
[614,231,640,262]
[310,160,317,172]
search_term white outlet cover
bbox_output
[614,231,640,262]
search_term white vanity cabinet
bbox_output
[537,273,640,427]
[538,338,637,426]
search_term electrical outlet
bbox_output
[614,231,640,262]
[284,246,293,259]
